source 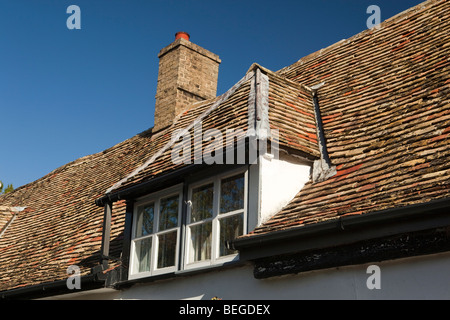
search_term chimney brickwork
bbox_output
[154,35,221,131]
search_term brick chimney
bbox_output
[154,32,221,131]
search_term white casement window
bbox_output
[185,170,247,269]
[129,185,182,279]
[129,169,248,279]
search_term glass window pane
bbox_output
[219,214,243,257]
[220,174,245,214]
[136,237,152,273]
[136,203,154,237]
[189,222,212,262]
[191,183,214,222]
[159,195,179,231]
[157,231,177,269]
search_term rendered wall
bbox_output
[116,251,450,300]
[258,153,311,226]
[45,251,450,300]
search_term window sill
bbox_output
[176,258,243,276]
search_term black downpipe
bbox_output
[100,202,112,268]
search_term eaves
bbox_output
[231,197,450,263]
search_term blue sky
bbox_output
[0,0,424,189]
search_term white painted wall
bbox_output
[258,153,311,226]
[47,252,450,300]
[116,252,450,300]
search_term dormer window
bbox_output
[125,144,314,281]
[128,169,247,280]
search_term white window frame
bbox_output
[129,184,182,280]
[184,168,248,270]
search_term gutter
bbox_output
[231,197,450,260]
[0,273,106,300]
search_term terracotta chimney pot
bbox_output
[175,31,190,41]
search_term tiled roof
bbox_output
[0,132,154,291]
[249,0,450,235]
[267,70,320,159]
